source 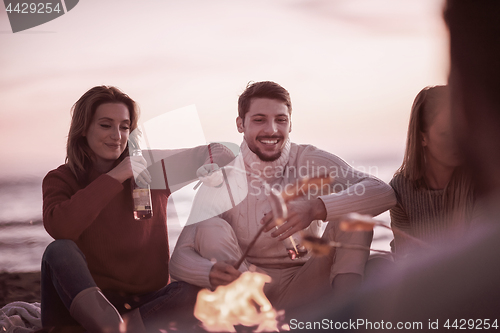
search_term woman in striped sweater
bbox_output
[390,85,475,258]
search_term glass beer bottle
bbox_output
[131,149,153,220]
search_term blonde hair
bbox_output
[66,86,139,181]
[397,85,474,225]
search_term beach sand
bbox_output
[0,271,41,308]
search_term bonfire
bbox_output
[193,178,428,332]
[194,271,283,332]
[193,177,332,332]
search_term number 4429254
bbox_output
[444,319,498,330]
[5,2,62,14]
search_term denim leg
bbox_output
[41,239,97,327]
[138,282,201,332]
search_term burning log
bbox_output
[194,272,282,332]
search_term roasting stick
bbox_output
[302,235,392,255]
[233,219,275,269]
[301,213,431,258]
[340,213,431,249]
[233,176,334,269]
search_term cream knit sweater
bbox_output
[170,140,396,288]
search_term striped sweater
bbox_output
[389,174,475,256]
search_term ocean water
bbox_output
[0,178,186,273]
[0,178,49,272]
[0,157,397,273]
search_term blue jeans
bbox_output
[41,240,200,331]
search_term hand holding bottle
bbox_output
[107,156,151,185]
[131,155,151,187]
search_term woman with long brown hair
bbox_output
[41,86,233,332]
[390,85,475,257]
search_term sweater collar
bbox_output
[240,138,290,180]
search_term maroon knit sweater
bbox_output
[42,144,234,295]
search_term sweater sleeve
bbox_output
[389,176,412,256]
[42,167,124,240]
[145,143,235,193]
[304,147,396,220]
[169,223,214,288]
[329,221,373,280]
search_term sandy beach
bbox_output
[0,271,41,308]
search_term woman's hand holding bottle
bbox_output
[107,156,151,185]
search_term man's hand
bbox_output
[209,261,241,289]
[196,163,224,187]
[260,198,327,241]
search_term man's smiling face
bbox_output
[237,98,291,161]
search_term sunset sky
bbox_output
[0,0,448,181]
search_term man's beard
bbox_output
[250,136,284,162]
[255,149,282,162]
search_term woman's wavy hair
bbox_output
[66,86,139,181]
[396,85,473,224]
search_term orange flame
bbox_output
[194,272,281,332]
